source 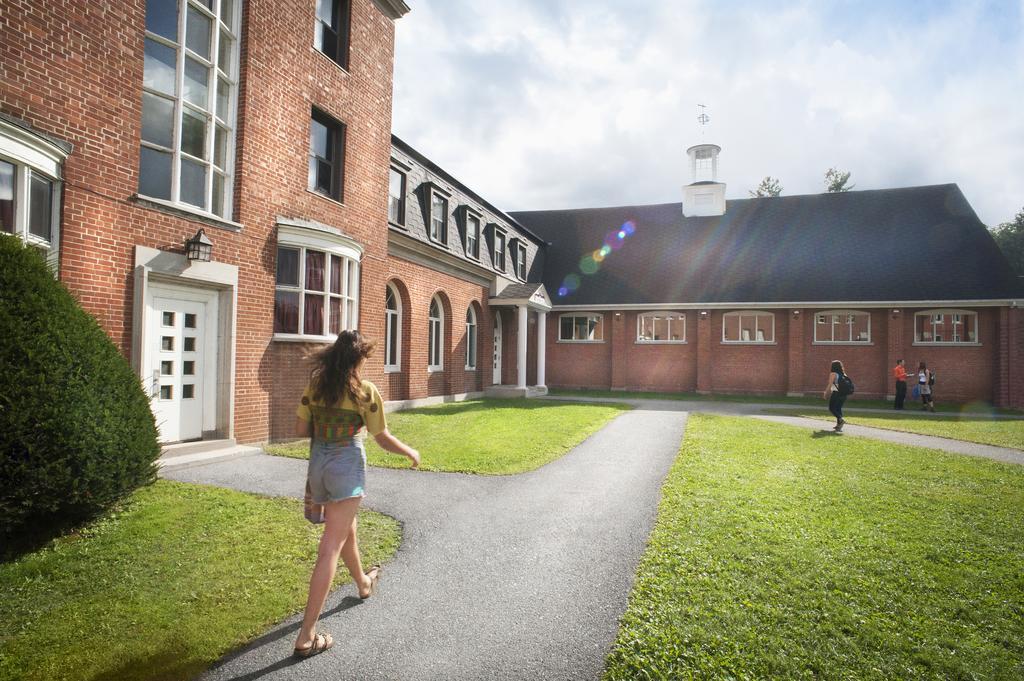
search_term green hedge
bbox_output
[0,235,159,558]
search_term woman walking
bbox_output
[823,360,849,432]
[293,330,420,658]
[917,361,935,412]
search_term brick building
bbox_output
[1,0,412,446]
[2,2,1020,452]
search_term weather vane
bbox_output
[697,104,709,138]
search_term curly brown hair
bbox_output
[310,330,376,408]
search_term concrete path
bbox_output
[164,408,689,680]
[541,395,1024,466]
[751,414,1024,466]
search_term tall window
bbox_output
[309,108,345,200]
[915,310,978,344]
[140,0,239,217]
[388,167,406,225]
[429,193,448,243]
[814,310,871,343]
[494,231,506,270]
[722,311,775,343]
[428,297,443,370]
[274,246,359,338]
[514,242,527,280]
[314,0,350,69]
[465,306,477,369]
[637,312,686,343]
[465,213,480,259]
[385,283,401,370]
[559,313,604,342]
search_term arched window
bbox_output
[428,296,443,370]
[814,310,871,343]
[637,311,686,343]
[914,309,979,344]
[384,284,401,370]
[465,306,477,369]
[722,310,775,343]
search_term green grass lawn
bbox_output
[265,398,630,474]
[604,414,1024,680]
[762,408,1024,450]
[549,387,1020,415]
[0,481,400,681]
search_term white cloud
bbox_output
[393,0,1024,225]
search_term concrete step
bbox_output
[157,443,263,473]
[161,438,236,458]
[484,385,549,399]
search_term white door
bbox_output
[492,311,503,385]
[147,285,218,443]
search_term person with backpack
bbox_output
[917,361,936,412]
[823,359,853,432]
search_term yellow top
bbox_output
[296,379,386,442]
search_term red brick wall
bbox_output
[2,1,400,444]
[620,311,697,392]
[543,306,1014,407]
[544,312,613,389]
[799,310,889,398]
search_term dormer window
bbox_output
[388,166,406,225]
[493,229,506,270]
[464,212,480,259]
[428,191,448,244]
[514,241,527,280]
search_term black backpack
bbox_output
[837,373,855,396]
[928,370,935,386]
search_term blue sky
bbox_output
[392,1,1024,226]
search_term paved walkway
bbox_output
[164,408,689,680]
[162,396,1022,680]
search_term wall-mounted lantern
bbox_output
[185,228,213,262]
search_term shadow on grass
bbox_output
[810,429,842,438]
[90,639,208,681]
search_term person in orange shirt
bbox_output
[892,359,908,409]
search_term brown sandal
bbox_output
[359,565,382,599]
[293,631,334,658]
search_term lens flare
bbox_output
[599,245,611,257]
[579,255,599,274]
[558,286,568,297]
[623,220,636,236]
[565,273,581,291]
[617,230,626,239]
[592,249,605,263]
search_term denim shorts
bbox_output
[307,439,367,504]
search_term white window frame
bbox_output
[428,296,444,371]
[273,221,362,342]
[388,165,406,226]
[465,305,477,370]
[384,282,401,372]
[722,310,775,344]
[139,0,239,219]
[464,211,480,260]
[0,118,67,271]
[493,229,506,271]
[513,240,527,280]
[813,309,872,344]
[914,309,980,345]
[558,312,605,343]
[636,311,687,344]
[429,191,448,244]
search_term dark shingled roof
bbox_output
[509,184,1021,306]
[491,283,544,300]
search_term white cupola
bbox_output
[682,143,727,217]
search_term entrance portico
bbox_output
[486,281,552,397]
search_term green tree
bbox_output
[824,167,854,192]
[749,176,783,198]
[991,207,1024,275]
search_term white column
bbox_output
[536,311,546,387]
[517,305,528,389]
